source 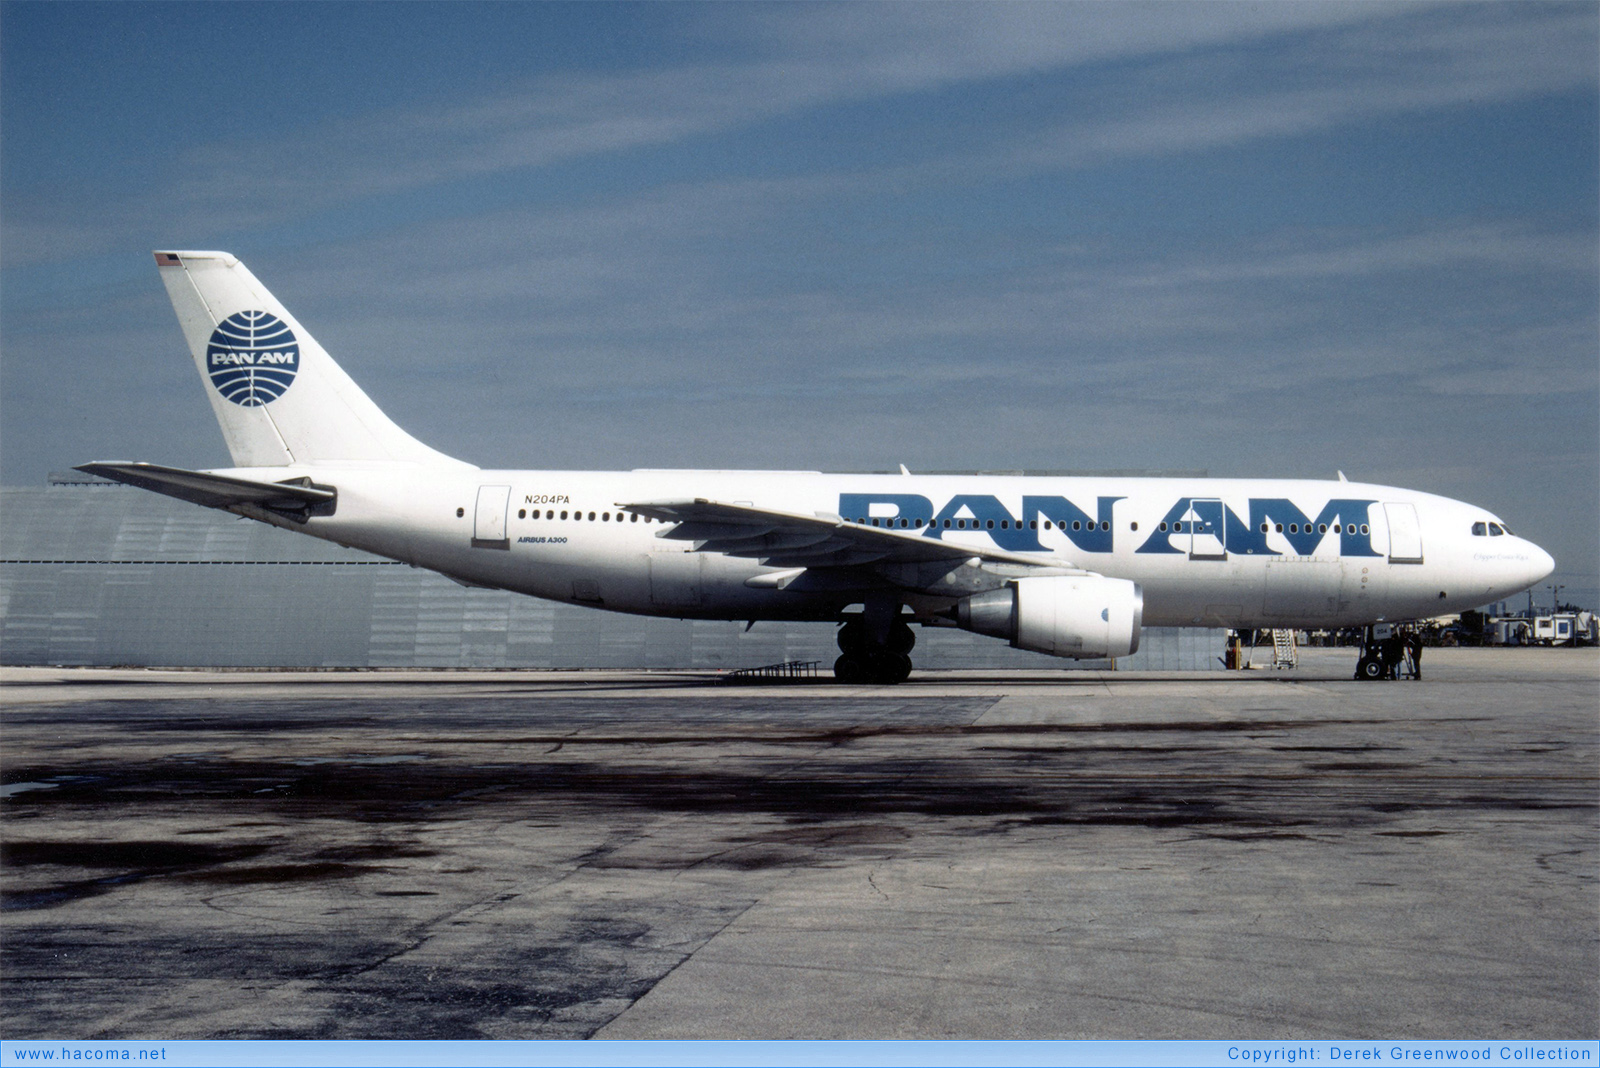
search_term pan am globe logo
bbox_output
[206,311,300,406]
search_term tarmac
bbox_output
[2,647,1595,1040]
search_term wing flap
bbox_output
[620,497,1076,571]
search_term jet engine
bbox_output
[955,575,1143,659]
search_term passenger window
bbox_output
[985,520,994,530]
[1275,524,1283,533]
[560,510,569,520]
[588,511,596,521]
[631,513,638,523]
[456,507,465,518]
[1472,522,1487,536]
[1260,523,1269,533]
[1072,521,1082,531]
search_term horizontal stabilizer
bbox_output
[74,462,335,522]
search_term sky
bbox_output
[2,1,1596,606]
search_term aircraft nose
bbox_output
[1524,541,1556,587]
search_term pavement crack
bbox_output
[588,897,761,1038]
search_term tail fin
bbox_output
[155,250,466,468]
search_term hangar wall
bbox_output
[0,482,1223,671]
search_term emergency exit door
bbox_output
[472,485,511,549]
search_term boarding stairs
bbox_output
[717,660,824,685]
[1269,629,1298,669]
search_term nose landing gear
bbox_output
[833,616,915,684]
[1355,623,1422,681]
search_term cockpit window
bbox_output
[1472,522,1487,536]
[1488,522,1505,536]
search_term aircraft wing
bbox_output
[74,462,335,521]
[619,497,1081,571]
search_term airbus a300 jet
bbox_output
[79,252,1555,683]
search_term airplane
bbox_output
[78,251,1555,684]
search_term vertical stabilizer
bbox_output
[155,250,466,468]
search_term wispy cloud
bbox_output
[10,3,1584,267]
[1011,4,1595,169]
[262,180,1594,417]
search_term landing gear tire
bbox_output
[886,621,916,655]
[839,618,915,655]
[867,649,912,684]
[834,653,870,684]
[837,619,870,654]
[1355,657,1384,680]
[833,650,913,685]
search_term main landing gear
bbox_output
[833,616,915,685]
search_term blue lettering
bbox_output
[836,493,1120,553]
[1250,498,1380,557]
[929,495,1039,550]
[1137,497,1379,557]
[837,494,934,529]
[1023,496,1121,553]
[1136,497,1206,554]
[838,491,1379,559]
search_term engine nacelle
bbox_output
[955,575,1143,659]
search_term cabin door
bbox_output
[472,485,511,549]
[1186,498,1227,560]
[1383,502,1423,563]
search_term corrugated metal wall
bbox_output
[1,485,1223,670]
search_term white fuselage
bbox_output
[225,466,1554,631]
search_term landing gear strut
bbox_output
[833,617,915,685]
